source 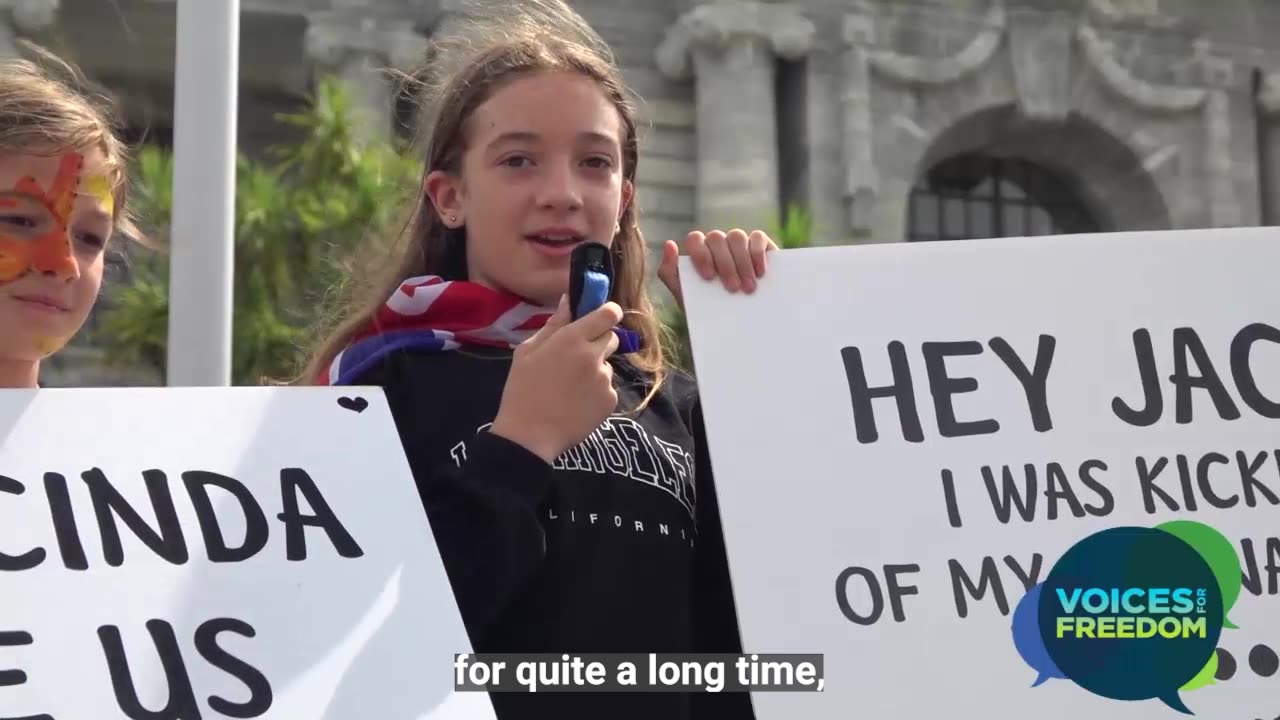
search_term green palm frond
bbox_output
[96,76,419,384]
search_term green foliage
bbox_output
[96,77,419,384]
[772,201,817,250]
[660,203,818,373]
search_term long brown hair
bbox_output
[0,41,145,248]
[301,0,668,404]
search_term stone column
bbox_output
[656,1,815,228]
[1188,39,1247,227]
[840,10,876,239]
[304,13,428,144]
[0,0,60,58]
[1257,72,1280,226]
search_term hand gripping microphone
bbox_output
[568,241,641,354]
[569,241,612,320]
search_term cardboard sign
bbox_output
[0,387,496,720]
[679,227,1280,719]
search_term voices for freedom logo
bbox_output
[1011,520,1243,715]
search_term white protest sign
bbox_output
[679,227,1280,720]
[0,387,497,720]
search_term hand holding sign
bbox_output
[657,229,776,309]
[675,227,1280,720]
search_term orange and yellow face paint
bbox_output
[0,152,110,283]
[0,196,22,281]
[82,173,114,217]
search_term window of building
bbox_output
[907,154,1101,242]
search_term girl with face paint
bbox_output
[0,46,144,388]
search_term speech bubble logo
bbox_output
[1159,689,1193,715]
[1012,583,1066,687]
[1156,520,1242,630]
[1179,650,1218,692]
[1038,526,1223,716]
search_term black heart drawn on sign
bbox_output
[337,396,368,413]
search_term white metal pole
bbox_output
[166,0,240,386]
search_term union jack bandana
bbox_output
[319,275,642,386]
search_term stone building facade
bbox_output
[4,0,1279,385]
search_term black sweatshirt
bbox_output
[354,346,753,720]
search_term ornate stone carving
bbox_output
[655,1,815,81]
[1087,0,1179,29]
[835,0,1005,235]
[304,13,427,72]
[1139,143,1181,174]
[1076,24,1205,112]
[1077,23,1241,226]
[1189,38,1235,89]
[862,0,1005,87]
[1008,8,1073,121]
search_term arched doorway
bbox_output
[900,106,1173,243]
[907,153,1102,242]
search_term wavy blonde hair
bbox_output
[0,41,145,248]
[301,0,669,405]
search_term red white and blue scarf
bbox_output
[318,275,641,386]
